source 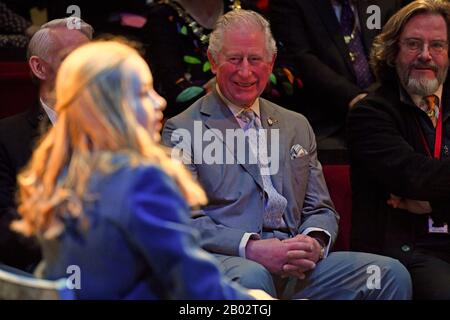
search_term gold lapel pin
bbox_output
[267,117,278,126]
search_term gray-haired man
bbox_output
[163,9,412,300]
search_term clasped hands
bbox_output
[245,235,323,280]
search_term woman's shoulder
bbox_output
[102,153,170,185]
[87,152,171,194]
[89,153,184,220]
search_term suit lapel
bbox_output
[259,100,285,195]
[201,91,264,190]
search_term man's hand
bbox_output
[245,238,313,278]
[349,93,368,109]
[281,235,321,277]
[387,194,432,214]
[245,238,288,274]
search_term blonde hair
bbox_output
[371,0,450,81]
[14,40,207,238]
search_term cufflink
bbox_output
[319,246,325,260]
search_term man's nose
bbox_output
[237,58,251,77]
[418,44,433,61]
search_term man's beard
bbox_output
[396,60,448,96]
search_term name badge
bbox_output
[428,217,449,234]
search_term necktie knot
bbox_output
[238,109,255,122]
[238,109,260,130]
[423,95,438,127]
[424,95,437,108]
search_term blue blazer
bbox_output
[41,155,252,299]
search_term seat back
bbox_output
[0,264,75,300]
[322,164,352,251]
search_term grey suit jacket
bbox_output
[162,91,338,256]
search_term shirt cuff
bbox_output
[302,227,332,258]
[239,232,260,258]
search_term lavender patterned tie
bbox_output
[339,0,374,88]
[238,110,287,229]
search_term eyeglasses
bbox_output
[400,38,448,55]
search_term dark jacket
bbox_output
[347,76,450,259]
[0,104,47,270]
[270,0,402,145]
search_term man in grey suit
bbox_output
[162,9,411,299]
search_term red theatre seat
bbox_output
[0,61,37,119]
[322,164,352,251]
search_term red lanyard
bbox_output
[417,101,443,159]
[434,102,443,159]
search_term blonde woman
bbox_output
[13,40,271,300]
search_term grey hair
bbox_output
[27,17,94,60]
[208,9,277,62]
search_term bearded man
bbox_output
[348,0,450,300]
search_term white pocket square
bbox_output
[290,144,308,159]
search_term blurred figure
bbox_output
[12,40,272,300]
[348,0,450,299]
[0,1,39,51]
[143,0,261,119]
[0,17,92,271]
[269,0,402,151]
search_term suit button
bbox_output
[401,245,411,252]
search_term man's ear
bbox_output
[207,50,218,74]
[28,56,48,80]
[269,53,277,72]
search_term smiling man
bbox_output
[348,0,450,299]
[163,9,411,300]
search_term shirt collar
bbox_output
[40,98,57,125]
[215,84,260,119]
[410,85,443,109]
[399,83,443,107]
